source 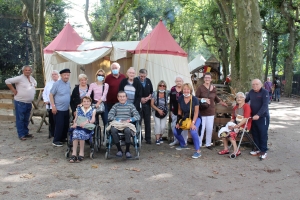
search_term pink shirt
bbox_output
[87,82,109,102]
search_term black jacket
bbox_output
[134,77,153,105]
[119,78,142,111]
[70,84,93,115]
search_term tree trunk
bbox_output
[235,0,263,92]
[21,0,46,88]
[264,31,273,82]
[271,34,279,81]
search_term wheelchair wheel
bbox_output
[65,151,70,158]
[90,151,94,159]
[135,149,140,160]
[94,125,101,152]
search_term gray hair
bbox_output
[22,65,32,71]
[52,70,59,75]
[127,67,135,73]
[139,69,147,74]
[78,74,88,80]
[110,62,121,70]
[236,92,246,98]
[174,75,184,82]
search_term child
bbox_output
[69,96,96,163]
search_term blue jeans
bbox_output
[251,116,269,153]
[174,118,201,151]
[275,88,280,100]
[14,100,32,138]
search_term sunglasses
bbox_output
[159,85,166,87]
[97,74,104,77]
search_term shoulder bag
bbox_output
[199,84,211,110]
[155,92,168,119]
[179,96,192,130]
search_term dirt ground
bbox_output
[0,97,300,200]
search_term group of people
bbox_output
[264,76,281,103]
[5,63,270,161]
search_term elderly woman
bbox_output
[70,74,92,119]
[69,96,96,163]
[169,75,188,146]
[218,92,252,157]
[43,70,59,138]
[196,72,227,150]
[174,83,202,159]
[151,80,169,145]
[86,69,109,128]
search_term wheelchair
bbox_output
[104,121,142,160]
[65,122,101,159]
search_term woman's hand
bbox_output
[175,124,180,129]
[157,109,164,116]
[96,100,102,108]
[71,123,77,128]
[220,101,228,107]
[206,98,211,105]
[190,124,196,130]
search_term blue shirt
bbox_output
[245,88,269,117]
[50,79,71,111]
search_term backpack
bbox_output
[276,80,281,88]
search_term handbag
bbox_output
[155,91,168,119]
[92,85,105,114]
[199,84,211,110]
[179,96,193,130]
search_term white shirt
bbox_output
[43,80,55,109]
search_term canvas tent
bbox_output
[44,21,192,91]
[188,54,206,73]
[131,20,193,90]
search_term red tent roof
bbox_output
[44,23,84,54]
[133,20,187,57]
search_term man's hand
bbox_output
[253,115,260,120]
[52,107,57,115]
[13,90,17,96]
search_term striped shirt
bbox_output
[108,102,140,122]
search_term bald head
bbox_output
[252,79,262,92]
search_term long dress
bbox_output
[72,106,95,141]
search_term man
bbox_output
[5,65,37,140]
[264,77,272,104]
[273,76,281,102]
[246,79,269,160]
[119,67,142,112]
[105,62,126,112]
[43,70,59,138]
[107,91,140,158]
[49,68,71,147]
[134,69,153,144]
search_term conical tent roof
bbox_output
[134,20,187,57]
[44,23,83,54]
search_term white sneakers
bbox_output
[260,153,267,160]
[250,151,260,156]
[169,141,179,146]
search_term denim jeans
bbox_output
[174,118,201,151]
[275,88,280,100]
[14,100,32,138]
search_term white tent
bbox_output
[188,54,206,72]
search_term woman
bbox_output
[196,72,227,150]
[86,69,109,128]
[151,80,169,145]
[169,75,188,146]
[174,83,202,159]
[69,96,96,163]
[264,77,272,104]
[218,92,252,156]
[70,74,92,119]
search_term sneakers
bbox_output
[159,137,164,143]
[116,151,123,157]
[259,152,267,160]
[52,142,63,147]
[125,152,132,158]
[169,141,179,146]
[175,146,189,150]
[192,152,201,159]
[156,140,160,145]
[250,150,260,156]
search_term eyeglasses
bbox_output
[159,85,166,87]
[97,74,104,77]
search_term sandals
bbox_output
[77,156,84,162]
[69,155,77,163]
[218,149,229,155]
